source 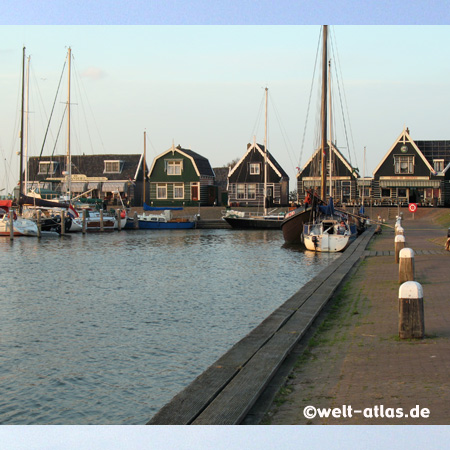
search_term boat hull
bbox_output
[224,217,283,229]
[280,207,312,244]
[304,233,354,252]
[137,220,195,230]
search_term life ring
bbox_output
[120,210,126,219]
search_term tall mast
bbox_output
[24,55,31,195]
[143,130,146,206]
[66,47,72,199]
[264,86,268,215]
[320,25,328,201]
[19,47,26,203]
[328,58,332,200]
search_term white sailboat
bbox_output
[302,25,357,253]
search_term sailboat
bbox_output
[301,25,357,253]
[223,87,286,229]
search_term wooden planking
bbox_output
[148,227,375,425]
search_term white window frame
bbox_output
[247,184,256,199]
[156,183,167,199]
[433,159,444,173]
[236,184,246,199]
[173,183,184,199]
[249,163,260,175]
[166,160,183,175]
[394,155,414,175]
[104,160,122,174]
[38,161,58,175]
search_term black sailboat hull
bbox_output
[280,207,312,244]
[224,216,283,229]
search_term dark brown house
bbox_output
[25,154,147,206]
[227,141,290,207]
[372,128,450,206]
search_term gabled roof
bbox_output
[148,144,215,178]
[373,128,434,176]
[28,154,144,181]
[228,142,289,179]
[299,141,358,178]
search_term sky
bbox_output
[2,0,450,448]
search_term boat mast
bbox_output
[66,47,72,199]
[19,47,26,206]
[328,58,333,200]
[264,86,268,215]
[320,25,328,201]
[143,130,146,206]
[24,55,30,195]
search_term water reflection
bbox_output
[0,229,339,424]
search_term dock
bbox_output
[147,226,375,424]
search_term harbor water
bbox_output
[0,228,339,424]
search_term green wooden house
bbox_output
[148,144,216,206]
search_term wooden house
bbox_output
[372,128,450,206]
[297,142,360,206]
[227,141,289,207]
[25,154,147,206]
[147,144,216,206]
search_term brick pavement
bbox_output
[264,209,450,424]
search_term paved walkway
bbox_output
[264,210,450,424]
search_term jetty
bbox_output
[148,207,450,425]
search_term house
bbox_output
[25,154,147,206]
[297,142,360,206]
[147,144,216,206]
[372,128,450,206]
[212,167,229,206]
[227,141,289,207]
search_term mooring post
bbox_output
[100,209,104,232]
[37,209,42,238]
[9,209,14,240]
[399,247,415,283]
[82,209,87,234]
[396,225,404,236]
[133,211,138,229]
[395,234,405,263]
[398,281,424,339]
[60,210,65,235]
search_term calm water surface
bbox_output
[0,228,339,424]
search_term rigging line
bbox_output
[267,90,297,173]
[298,26,322,172]
[71,52,107,154]
[330,26,358,171]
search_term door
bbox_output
[191,184,199,202]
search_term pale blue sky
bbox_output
[2,24,450,194]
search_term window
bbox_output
[166,160,183,175]
[156,184,167,199]
[237,184,245,199]
[394,155,414,174]
[247,184,256,199]
[173,183,184,199]
[249,163,260,175]
[359,187,370,198]
[397,188,407,198]
[434,160,444,173]
[381,188,391,198]
[38,161,58,175]
[104,160,122,173]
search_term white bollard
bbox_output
[395,234,406,263]
[398,281,424,339]
[399,247,415,283]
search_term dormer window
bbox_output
[166,160,183,175]
[104,160,122,174]
[433,159,444,173]
[38,161,58,175]
[249,163,260,175]
[394,155,414,174]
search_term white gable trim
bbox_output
[373,129,434,176]
[228,142,282,179]
[148,144,201,177]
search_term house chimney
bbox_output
[406,127,410,135]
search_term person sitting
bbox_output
[338,220,347,235]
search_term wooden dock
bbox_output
[147,227,375,425]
